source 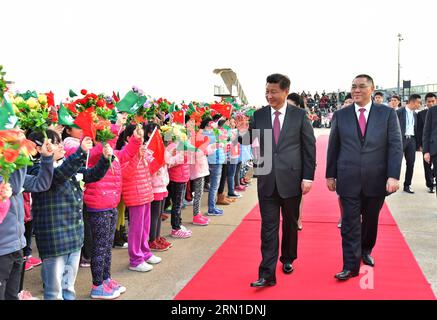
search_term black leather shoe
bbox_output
[428,187,434,193]
[362,254,375,266]
[334,270,359,281]
[403,186,415,194]
[250,278,276,287]
[282,262,294,274]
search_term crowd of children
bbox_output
[0,109,253,300]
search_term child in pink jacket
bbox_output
[120,124,161,272]
[167,140,192,238]
[148,124,172,252]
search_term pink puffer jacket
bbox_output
[189,144,216,180]
[166,143,190,183]
[84,135,142,210]
[121,150,154,207]
[151,163,170,194]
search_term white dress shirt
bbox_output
[271,101,287,130]
[354,101,372,122]
[405,106,415,136]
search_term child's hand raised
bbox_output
[103,143,114,159]
[40,139,55,157]
[80,137,93,153]
[134,125,144,141]
[0,182,12,201]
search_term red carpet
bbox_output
[175,135,435,300]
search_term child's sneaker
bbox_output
[207,208,224,216]
[228,192,243,199]
[80,257,91,268]
[193,213,209,226]
[90,283,120,300]
[129,261,153,272]
[149,240,170,252]
[235,185,247,191]
[171,227,192,238]
[157,236,173,248]
[26,256,42,267]
[146,255,162,264]
[24,261,34,271]
[161,213,169,221]
[104,278,126,294]
[18,290,39,300]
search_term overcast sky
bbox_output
[2,0,436,106]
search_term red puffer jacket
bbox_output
[121,149,154,207]
[84,135,142,210]
[167,142,190,183]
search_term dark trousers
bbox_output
[23,220,33,257]
[168,181,187,230]
[0,250,24,300]
[423,158,434,188]
[86,209,117,286]
[150,199,165,241]
[339,194,385,271]
[81,204,93,261]
[403,137,416,187]
[258,187,301,280]
[234,162,242,187]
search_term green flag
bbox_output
[69,89,78,98]
[17,90,37,101]
[57,102,76,126]
[0,99,18,130]
[116,91,140,114]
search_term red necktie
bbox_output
[273,111,281,144]
[359,108,366,136]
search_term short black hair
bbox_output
[266,73,290,91]
[374,91,384,97]
[212,114,222,121]
[27,129,62,159]
[391,95,401,101]
[344,93,352,100]
[200,117,212,129]
[425,92,437,100]
[408,94,421,103]
[354,74,374,87]
[287,92,304,108]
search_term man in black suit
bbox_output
[396,94,421,194]
[417,93,436,193]
[422,97,437,187]
[239,74,316,287]
[326,74,403,281]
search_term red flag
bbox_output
[146,128,165,175]
[209,103,232,119]
[74,110,96,141]
[45,91,55,107]
[172,110,185,124]
[112,91,120,103]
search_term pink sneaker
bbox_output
[26,256,42,267]
[104,278,126,294]
[171,227,192,238]
[18,290,39,300]
[235,185,247,191]
[193,213,209,226]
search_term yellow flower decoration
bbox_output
[26,97,38,109]
[38,94,47,106]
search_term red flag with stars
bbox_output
[172,110,185,124]
[209,103,233,119]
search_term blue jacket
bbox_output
[204,130,226,165]
[0,155,54,257]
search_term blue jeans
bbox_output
[41,250,81,300]
[208,164,223,212]
[226,163,237,195]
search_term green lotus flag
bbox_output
[116,91,140,114]
[58,102,76,126]
[0,99,18,130]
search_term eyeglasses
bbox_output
[351,84,370,90]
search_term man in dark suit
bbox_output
[326,74,403,281]
[417,93,436,193]
[396,94,421,194]
[422,97,437,186]
[239,74,316,287]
